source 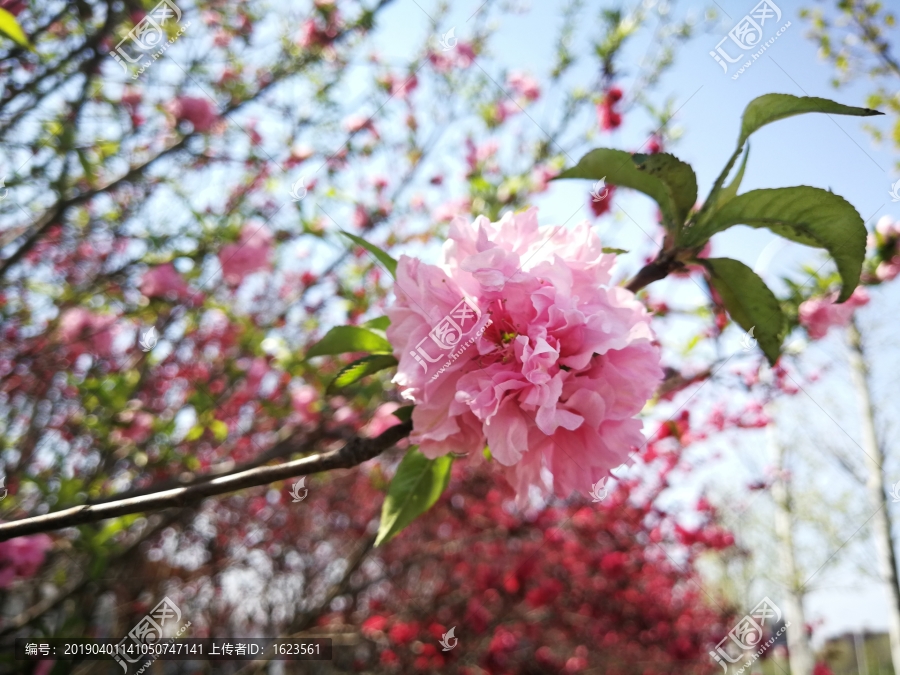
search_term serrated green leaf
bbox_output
[375,449,452,546]
[362,315,390,331]
[555,148,686,229]
[708,144,749,214]
[738,94,882,147]
[339,231,397,278]
[0,8,31,49]
[631,152,698,224]
[685,187,866,302]
[326,354,398,394]
[701,257,786,365]
[306,326,393,358]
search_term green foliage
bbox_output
[684,187,866,302]
[0,8,30,49]
[339,231,398,278]
[555,148,691,230]
[375,448,453,546]
[306,326,393,358]
[326,354,398,394]
[701,258,786,365]
[557,93,877,362]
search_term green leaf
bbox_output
[701,257,786,365]
[555,148,686,228]
[0,8,31,49]
[362,315,391,331]
[306,326,393,358]
[685,187,866,302]
[326,354,398,394]
[601,247,629,255]
[738,94,882,147]
[393,405,414,423]
[375,449,452,546]
[631,152,698,224]
[708,144,749,215]
[339,231,397,278]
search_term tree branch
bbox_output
[0,420,412,541]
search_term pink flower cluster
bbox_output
[387,208,662,502]
[0,533,52,588]
[219,224,274,285]
[57,308,118,358]
[873,215,900,281]
[798,286,869,340]
[167,96,219,133]
[140,263,198,303]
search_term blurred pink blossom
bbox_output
[507,71,540,101]
[219,224,274,285]
[798,287,870,340]
[167,96,218,132]
[57,308,118,358]
[140,264,196,302]
[364,402,403,438]
[386,208,662,503]
[0,533,52,588]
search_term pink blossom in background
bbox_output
[219,224,274,285]
[291,384,320,425]
[798,286,870,340]
[877,260,900,282]
[57,308,118,358]
[506,71,540,101]
[876,215,900,239]
[364,402,403,438]
[386,208,662,503]
[530,164,559,193]
[343,114,379,139]
[0,533,52,588]
[140,263,195,302]
[167,96,218,132]
[433,197,472,222]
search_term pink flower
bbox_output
[343,114,379,139]
[530,164,559,193]
[58,308,118,358]
[877,259,900,281]
[507,71,540,101]
[364,402,403,438]
[434,197,472,222]
[291,384,320,425]
[798,286,870,340]
[167,96,218,133]
[219,224,274,285]
[386,208,662,503]
[876,215,900,239]
[0,533,53,588]
[140,264,196,302]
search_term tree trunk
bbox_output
[847,317,900,674]
[768,403,815,675]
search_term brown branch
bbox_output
[625,251,682,293]
[0,420,411,541]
